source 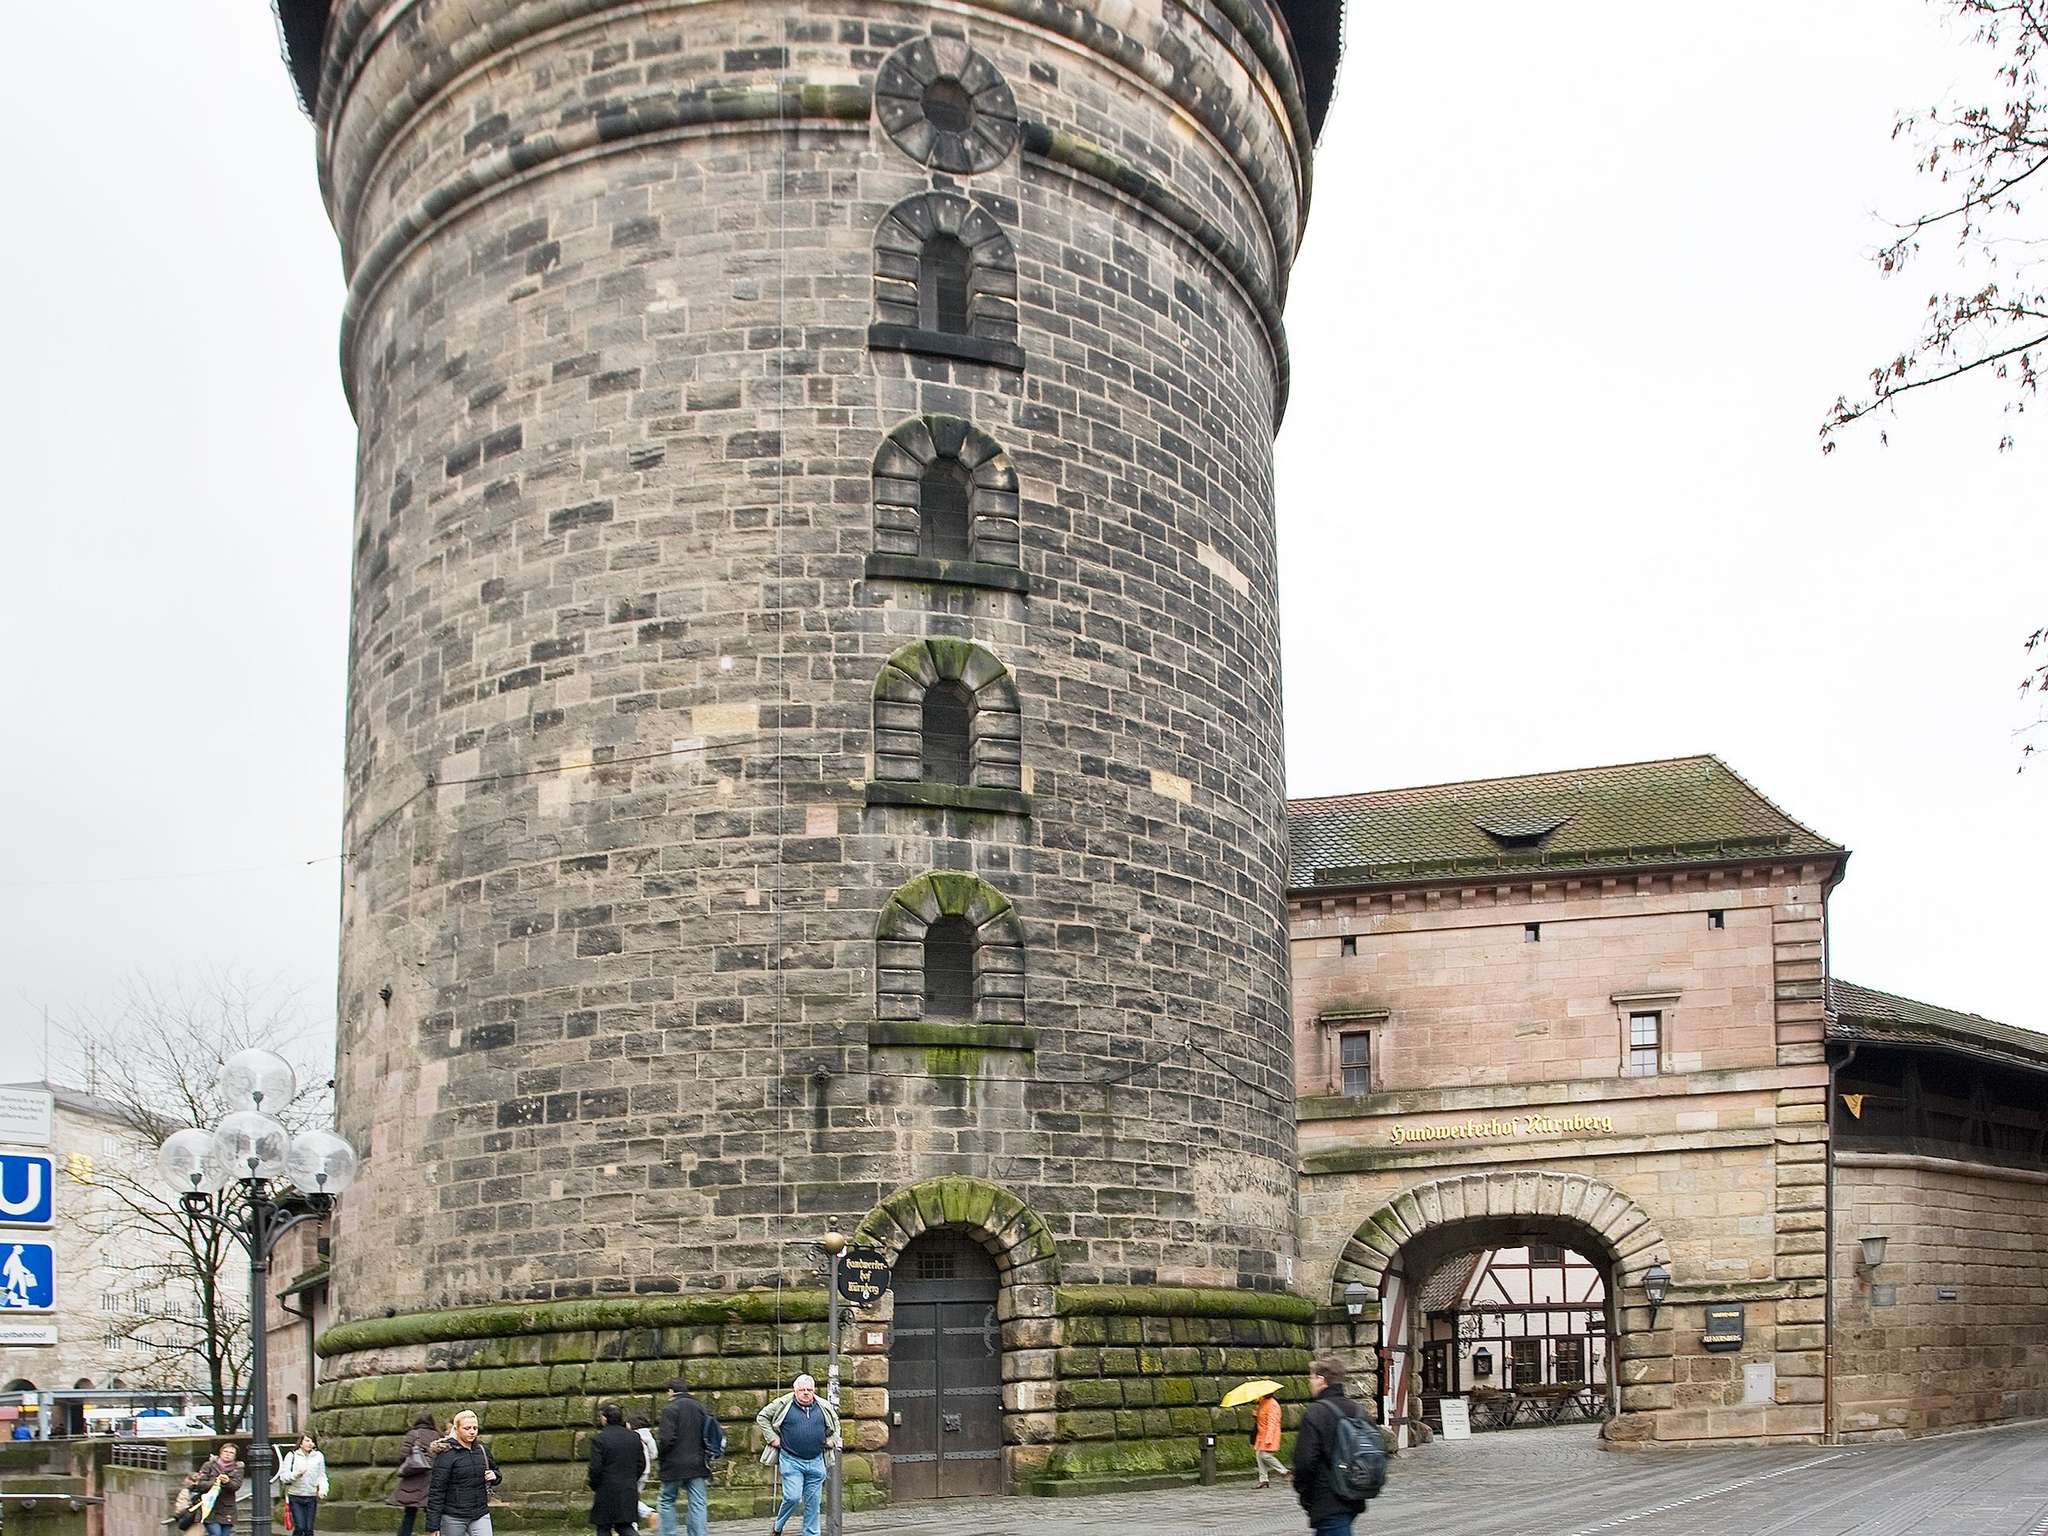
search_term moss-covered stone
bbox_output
[318,1291,829,1359]
[1055,1284,1315,1325]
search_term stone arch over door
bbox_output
[1329,1171,1671,1444]
[852,1177,1061,1497]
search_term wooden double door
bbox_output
[888,1231,1003,1500]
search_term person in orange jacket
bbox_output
[1253,1392,1288,1489]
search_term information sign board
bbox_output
[835,1245,893,1307]
[0,1321,57,1346]
[1701,1303,1745,1352]
[0,1090,53,1148]
[0,1154,56,1227]
[1437,1397,1471,1440]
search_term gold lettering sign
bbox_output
[1389,1113,1615,1146]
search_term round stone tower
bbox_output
[282,0,1340,1512]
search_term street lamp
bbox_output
[818,1223,848,1536]
[1640,1262,1671,1327]
[157,1049,359,1536]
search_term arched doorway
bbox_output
[1328,1172,1669,1446]
[889,1229,1002,1499]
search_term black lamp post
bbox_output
[156,1050,359,1536]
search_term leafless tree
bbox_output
[1824,1,2047,761]
[1825,0,2047,454]
[63,972,331,1429]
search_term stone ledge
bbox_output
[868,1018,1037,1052]
[864,780,1032,817]
[862,551,1031,594]
[1298,1062,1822,1121]
[1302,1126,1775,1176]
[1055,1284,1315,1323]
[1834,1149,2048,1186]
[316,1290,827,1357]
[867,323,1026,371]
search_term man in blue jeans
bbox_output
[753,1374,840,1536]
[654,1376,712,1536]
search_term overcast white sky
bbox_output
[0,1,2038,1070]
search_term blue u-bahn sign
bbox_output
[0,1154,55,1227]
[0,1239,54,1312]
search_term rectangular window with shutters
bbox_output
[1624,1012,1661,1077]
[1340,1031,1371,1096]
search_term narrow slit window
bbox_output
[1708,909,1726,930]
[1339,1031,1372,1096]
[1625,1011,1661,1077]
[1524,923,1542,943]
[921,233,973,333]
[923,914,976,1020]
[921,680,974,785]
[1339,934,1357,957]
[919,457,973,562]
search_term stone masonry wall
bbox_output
[1832,1154,2048,1439]
[1292,864,1840,1445]
[311,0,1315,1326]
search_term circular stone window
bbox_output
[875,37,1019,175]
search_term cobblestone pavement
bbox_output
[841,1422,2048,1535]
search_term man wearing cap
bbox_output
[753,1374,839,1536]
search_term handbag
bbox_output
[398,1445,433,1476]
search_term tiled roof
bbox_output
[1417,1252,1481,1313]
[1287,755,1844,891]
[1827,979,2048,1070]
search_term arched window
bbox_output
[871,193,1023,370]
[921,682,974,784]
[870,416,1023,587]
[874,871,1029,1046]
[871,639,1023,806]
[923,915,976,1020]
[921,235,973,333]
[918,457,973,562]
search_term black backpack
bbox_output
[1324,1402,1386,1502]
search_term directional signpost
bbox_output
[0,1097,57,1370]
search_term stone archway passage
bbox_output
[1329,1170,1671,1303]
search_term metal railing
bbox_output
[110,1444,171,1471]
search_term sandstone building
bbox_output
[1289,756,2048,1447]
[275,0,1342,1518]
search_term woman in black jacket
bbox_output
[425,1411,502,1536]
[587,1403,644,1536]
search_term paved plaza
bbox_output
[843,1422,2048,1535]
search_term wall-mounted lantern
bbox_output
[1641,1262,1671,1326]
[1857,1235,1889,1272]
[1471,1346,1493,1378]
[1344,1281,1368,1319]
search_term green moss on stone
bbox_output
[318,1292,828,1359]
[1055,1284,1315,1325]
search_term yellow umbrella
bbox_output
[1220,1378,1282,1409]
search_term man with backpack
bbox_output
[654,1376,724,1536]
[1290,1356,1385,1535]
